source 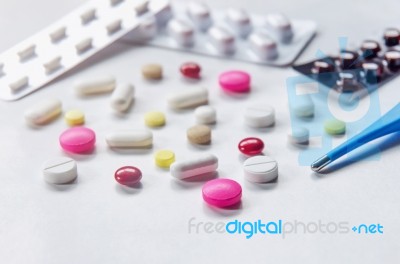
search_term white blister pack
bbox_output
[125,1,317,67]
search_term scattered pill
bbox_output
[168,19,194,47]
[238,137,264,156]
[336,72,361,93]
[311,61,334,74]
[249,32,278,60]
[64,110,85,126]
[187,1,212,31]
[80,8,96,24]
[243,155,278,183]
[42,157,77,184]
[194,105,216,124]
[187,125,211,144]
[110,83,134,112]
[9,76,28,92]
[24,98,62,126]
[154,150,176,168]
[134,0,149,15]
[361,40,381,59]
[74,75,115,96]
[180,62,201,79]
[43,56,61,74]
[324,119,346,135]
[114,166,142,186]
[106,19,122,34]
[75,37,92,53]
[244,105,275,128]
[208,26,235,54]
[167,87,208,109]
[106,129,153,148]
[50,26,66,42]
[362,60,384,83]
[290,94,314,117]
[18,44,35,61]
[265,13,293,43]
[288,127,309,144]
[171,154,218,180]
[383,28,400,47]
[202,178,242,208]
[141,64,163,80]
[226,8,252,38]
[384,51,400,71]
[59,127,96,153]
[144,111,166,127]
[219,70,250,93]
[339,50,359,69]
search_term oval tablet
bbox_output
[187,125,211,144]
[167,87,208,109]
[243,155,278,183]
[202,178,242,208]
[142,64,163,80]
[244,105,275,128]
[106,129,153,148]
[74,75,115,96]
[114,166,142,186]
[42,157,77,184]
[238,137,264,156]
[171,154,218,180]
[59,127,96,153]
[219,70,251,93]
[110,83,134,112]
[24,98,62,126]
[324,119,346,135]
[194,105,216,124]
[144,111,166,127]
[180,62,201,79]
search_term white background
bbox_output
[1,0,400,263]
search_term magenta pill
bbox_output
[59,126,96,153]
[114,166,142,186]
[202,178,242,208]
[219,70,251,93]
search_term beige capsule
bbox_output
[187,125,211,144]
[141,64,163,80]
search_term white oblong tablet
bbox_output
[168,19,194,47]
[75,37,92,53]
[105,129,153,148]
[194,105,216,124]
[106,19,122,34]
[243,155,278,183]
[167,87,208,109]
[74,75,115,96]
[187,1,212,31]
[249,31,278,60]
[244,105,275,128]
[9,76,28,92]
[265,13,293,43]
[50,26,66,42]
[24,98,62,126]
[226,8,252,38]
[42,157,77,184]
[110,83,134,112]
[290,94,314,117]
[208,26,235,54]
[18,44,35,61]
[170,154,218,180]
[288,127,309,145]
[43,56,62,74]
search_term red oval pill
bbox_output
[180,62,201,79]
[238,137,264,156]
[114,166,142,186]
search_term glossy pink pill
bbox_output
[59,127,96,153]
[114,166,142,186]
[202,178,242,207]
[219,70,251,93]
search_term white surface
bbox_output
[1,0,400,263]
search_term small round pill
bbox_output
[194,105,216,124]
[180,62,201,79]
[64,109,85,126]
[154,150,175,168]
[187,125,211,144]
[244,105,275,128]
[362,60,384,83]
[383,28,400,47]
[59,127,96,153]
[384,50,400,71]
[361,40,381,59]
[339,50,359,69]
[42,157,77,184]
[144,111,166,127]
[288,127,309,144]
[141,64,163,80]
[290,94,314,117]
[243,155,278,183]
[114,166,142,186]
[202,178,242,208]
[219,70,251,93]
[238,137,264,156]
[324,119,346,135]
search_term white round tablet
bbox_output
[290,94,314,117]
[243,155,278,183]
[244,105,275,128]
[288,127,309,144]
[194,105,216,124]
[42,157,77,184]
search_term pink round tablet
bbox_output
[202,178,242,208]
[59,127,96,153]
[219,70,251,93]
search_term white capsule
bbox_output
[106,129,153,148]
[106,19,122,34]
[171,154,218,180]
[134,0,149,15]
[243,155,278,183]
[226,8,252,38]
[244,105,275,128]
[24,98,62,126]
[288,127,309,145]
[194,105,216,124]
[208,26,235,54]
[80,8,96,24]
[290,94,314,117]
[17,44,35,61]
[74,75,115,96]
[167,87,208,109]
[9,76,28,92]
[50,26,66,42]
[168,19,194,47]
[43,56,61,74]
[75,38,92,54]
[187,2,212,31]
[110,83,134,112]
[42,157,77,184]
[249,31,278,60]
[265,13,293,43]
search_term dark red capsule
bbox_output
[114,166,142,186]
[180,62,201,79]
[238,137,264,156]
